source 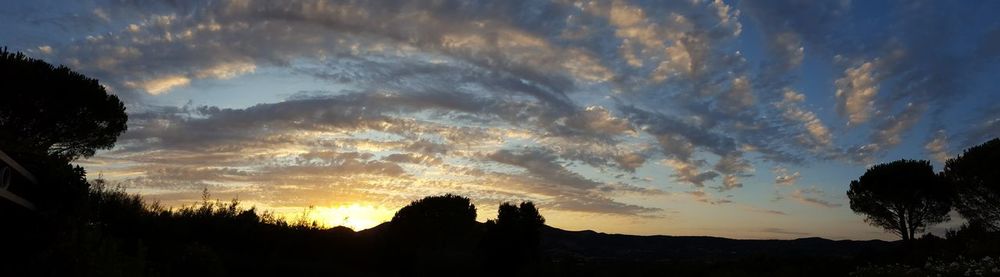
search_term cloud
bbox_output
[30,0,836,195]
[719,175,743,191]
[718,76,755,114]
[774,89,833,149]
[195,61,256,80]
[561,105,635,138]
[925,130,950,164]
[37,45,53,54]
[126,74,191,95]
[760,227,809,236]
[790,187,842,208]
[686,190,731,205]
[488,148,602,190]
[743,0,1000,164]
[834,61,879,125]
[740,0,852,56]
[612,151,647,173]
[869,103,925,152]
[621,105,763,190]
[383,153,443,165]
[714,153,751,191]
[756,209,788,216]
[36,0,617,108]
[772,166,800,187]
[770,32,804,70]
[663,159,717,187]
[738,0,849,96]
[94,90,663,216]
[963,104,1000,148]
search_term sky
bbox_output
[2,0,999,240]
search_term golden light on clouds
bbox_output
[127,74,191,95]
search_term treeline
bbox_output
[3,180,548,276]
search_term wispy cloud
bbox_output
[790,187,842,209]
[760,227,810,236]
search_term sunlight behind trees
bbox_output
[305,204,395,230]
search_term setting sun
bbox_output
[306,204,396,230]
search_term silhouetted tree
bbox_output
[391,194,477,227]
[944,138,1000,230]
[0,48,127,162]
[847,160,952,240]
[0,48,127,216]
[0,49,128,275]
[384,194,479,274]
[494,201,545,248]
[482,201,546,275]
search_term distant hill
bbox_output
[360,223,897,261]
[538,226,897,261]
[351,223,902,276]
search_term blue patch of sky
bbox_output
[150,64,351,109]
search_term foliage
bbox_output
[489,201,545,251]
[382,194,481,275]
[482,202,547,274]
[847,160,952,240]
[3,178,999,276]
[851,256,1000,277]
[0,48,126,230]
[944,223,1000,258]
[0,48,127,162]
[945,138,1000,231]
[496,201,546,229]
[3,181,340,277]
[391,193,477,230]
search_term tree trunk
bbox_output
[898,214,910,240]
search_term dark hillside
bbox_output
[535,226,901,276]
[540,226,897,261]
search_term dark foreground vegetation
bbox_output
[4,183,1000,276]
[3,49,1000,276]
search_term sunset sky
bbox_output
[3,0,999,239]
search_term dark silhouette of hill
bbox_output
[538,226,895,261]
[351,223,902,276]
[356,223,897,261]
[533,227,900,276]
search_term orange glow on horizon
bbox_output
[301,204,396,231]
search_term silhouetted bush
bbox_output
[851,256,1000,277]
